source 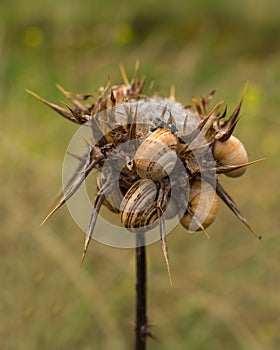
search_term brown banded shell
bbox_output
[134,128,178,180]
[120,179,167,231]
[180,179,219,232]
[212,135,248,177]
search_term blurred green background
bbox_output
[1,0,280,349]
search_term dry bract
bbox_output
[29,63,261,268]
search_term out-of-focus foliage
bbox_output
[1,0,280,349]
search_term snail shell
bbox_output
[212,135,248,178]
[134,128,178,180]
[120,179,167,231]
[180,179,219,232]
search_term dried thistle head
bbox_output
[28,62,262,284]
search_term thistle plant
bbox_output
[28,62,262,349]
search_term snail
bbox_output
[180,179,219,232]
[212,135,248,177]
[120,179,168,231]
[134,128,178,181]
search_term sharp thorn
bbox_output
[41,156,97,226]
[187,205,210,238]
[214,158,265,174]
[119,63,129,85]
[80,192,106,266]
[216,182,261,240]
[169,85,175,101]
[207,100,223,118]
[192,96,203,116]
[158,211,172,287]
[40,201,63,226]
[26,89,80,124]
[66,151,87,162]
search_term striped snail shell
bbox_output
[212,135,248,178]
[134,128,178,180]
[180,179,219,232]
[120,179,167,231]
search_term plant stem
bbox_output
[135,235,147,350]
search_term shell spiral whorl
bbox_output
[134,128,178,181]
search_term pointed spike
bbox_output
[76,93,94,101]
[160,105,168,120]
[127,102,138,141]
[59,100,83,121]
[169,85,175,101]
[167,110,176,128]
[161,236,173,287]
[110,89,116,104]
[138,76,146,95]
[57,84,89,112]
[197,101,223,132]
[241,81,249,100]
[40,202,62,226]
[66,151,88,163]
[200,90,216,114]
[206,90,216,104]
[80,192,106,266]
[158,210,172,287]
[41,154,98,226]
[192,96,203,116]
[97,79,111,100]
[220,105,228,119]
[26,89,80,124]
[183,114,188,133]
[131,60,140,87]
[60,149,92,195]
[216,83,248,141]
[46,150,90,206]
[134,59,140,75]
[119,63,129,85]
[200,95,207,115]
[214,158,265,174]
[207,100,224,119]
[56,83,70,98]
[216,182,261,240]
[80,234,91,267]
[187,205,210,238]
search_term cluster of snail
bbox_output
[108,125,249,234]
[29,62,261,272]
